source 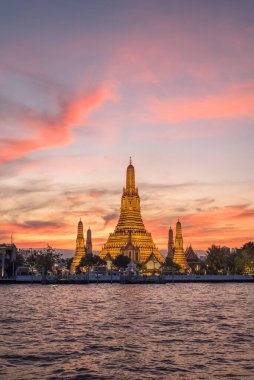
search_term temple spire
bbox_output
[70,219,85,274]
[86,227,92,254]
[126,157,135,191]
[77,219,84,238]
[168,226,174,258]
[173,219,189,272]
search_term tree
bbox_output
[137,262,147,273]
[162,255,181,273]
[27,245,61,274]
[93,255,106,266]
[235,242,254,274]
[205,245,227,274]
[26,253,37,274]
[78,253,106,273]
[226,250,239,274]
[79,253,95,269]
[65,257,73,270]
[241,242,254,251]
[112,254,131,269]
[15,253,25,267]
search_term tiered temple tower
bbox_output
[86,227,92,254]
[120,230,140,263]
[173,220,189,272]
[99,159,164,264]
[168,226,174,258]
[70,219,85,274]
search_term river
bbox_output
[0,283,253,379]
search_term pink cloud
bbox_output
[0,84,116,164]
[143,82,254,125]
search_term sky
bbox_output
[0,0,254,252]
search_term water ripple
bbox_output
[0,283,254,379]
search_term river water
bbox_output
[0,283,253,379]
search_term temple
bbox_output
[185,245,203,273]
[173,219,189,272]
[120,230,140,263]
[70,219,85,274]
[99,159,164,264]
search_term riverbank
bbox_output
[1,274,253,284]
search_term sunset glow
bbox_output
[0,0,253,251]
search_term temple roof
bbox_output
[104,252,113,261]
[121,231,139,251]
[185,245,200,263]
[144,252,161,264]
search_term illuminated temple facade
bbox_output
[99,159,164,264]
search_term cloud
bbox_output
[103,212,118,224]
[0,83,116,164]
[154,90,253,123]
[89,189,107,199]
[141,201,254,251]
[23,220,64,229]
[1,179,253,250]
[182,204,254,244]
[238,211,254,218]
[132,82,254,140]
[0,220,67,237]
[195,198,215,206]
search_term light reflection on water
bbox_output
[0,283,254,379]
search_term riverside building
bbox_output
[0,243,17,277]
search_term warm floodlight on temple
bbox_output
[99,159,164,268]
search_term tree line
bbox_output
[205,242,254,275]
[14,241,254,276]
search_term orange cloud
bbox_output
[1,201,253,251]
[146,203,254,251]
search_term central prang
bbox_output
[99,159,164,267]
